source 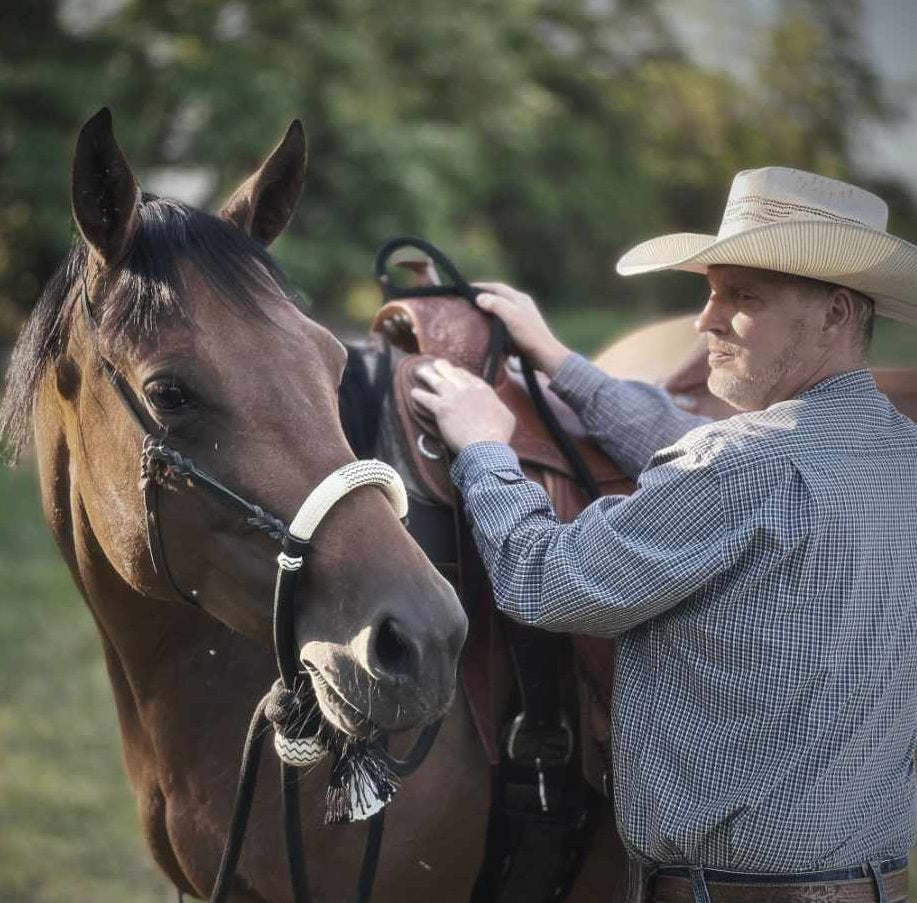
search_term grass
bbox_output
[0,461,167,902]
[0,313,915,901]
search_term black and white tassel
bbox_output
[325,739,400,824]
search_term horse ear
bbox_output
[218,121,307,246]
[71,107,142,266]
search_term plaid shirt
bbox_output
[451,353,917,871]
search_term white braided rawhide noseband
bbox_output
[273,459,408,770]
[289,458,408,542]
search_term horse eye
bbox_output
[145,379,192,413]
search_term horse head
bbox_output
[2,108,466,738]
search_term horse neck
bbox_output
[338,339,387,458]
[33,383,271,776]
[340,340,430,498]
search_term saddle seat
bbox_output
[372,291,633,790]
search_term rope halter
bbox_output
[270,460,409,780]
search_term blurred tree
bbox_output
[0,0,914,341]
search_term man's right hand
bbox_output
[473,282,572,378]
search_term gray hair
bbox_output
[847,288,876,354]
[785,273,875,356]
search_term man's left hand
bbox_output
[411,359,516,453]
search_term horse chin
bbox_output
[304,660,443,739]
[305,665,375,740]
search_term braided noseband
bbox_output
[268,460,409,773]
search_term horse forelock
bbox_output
[0,194,303,463]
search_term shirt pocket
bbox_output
[491,468,526,484]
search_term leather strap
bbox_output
[651,868,909,903]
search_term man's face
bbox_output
[697,266,829,410]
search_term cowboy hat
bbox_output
[616,167,917,324]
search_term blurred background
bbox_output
[2,0,917,900]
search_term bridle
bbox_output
[78,277,441,903]
[79,279,288,606]
[79,231,601,902]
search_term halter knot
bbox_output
[247,505,287,540]
[265,678,328,771]
[141,439,194,488]
[264,680,299,728]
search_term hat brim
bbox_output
[616,220,917,325]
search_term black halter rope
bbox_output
[78,279,439,903]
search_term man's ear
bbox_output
[71,107,142,265]
[218,121,307,246]
[823,286,855,337]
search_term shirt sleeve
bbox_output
[450,439,729,637]
[548,353,711,478]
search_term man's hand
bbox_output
[474,282,571,378]
[411,359,516,453]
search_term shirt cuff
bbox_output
[548,352,611,413]
[450,441,524,491]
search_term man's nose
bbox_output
[694,297,730,335]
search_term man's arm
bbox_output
[549,352,710,478]
[450,440,728,637]
[472,283,710,477]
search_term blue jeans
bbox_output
[651,856,908,903]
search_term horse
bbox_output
[0,109,629,901]
[0,109,483,902]
[594,312,917,421]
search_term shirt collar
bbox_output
[798,368,876,400]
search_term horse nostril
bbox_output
[372,617,420,682]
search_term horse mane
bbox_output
[0,194,299,463]
[338,342,391,459]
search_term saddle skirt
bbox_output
[372,292,633,786]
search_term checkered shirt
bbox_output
[450,353,917,872]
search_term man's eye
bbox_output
[145,380,192,412]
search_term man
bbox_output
[411,167,917,903]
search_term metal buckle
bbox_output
[417,433,445,461]
[505,712,574,767]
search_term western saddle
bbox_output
[369,255,633,900]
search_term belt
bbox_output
[651,857,909,903]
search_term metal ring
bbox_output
[417,433,445,461]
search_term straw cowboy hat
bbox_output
[616,167,917,324]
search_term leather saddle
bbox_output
[371,285,633,790]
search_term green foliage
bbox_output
[0,0,915,340]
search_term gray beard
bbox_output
[708,341,803,411]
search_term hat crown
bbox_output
[717,167,888,240]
